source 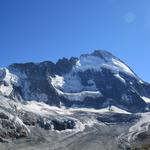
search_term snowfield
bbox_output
[0,95,150,150]
[141,96,150,103]
[0,68,19,96]
[17,100,131,117]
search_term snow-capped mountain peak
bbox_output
[0,50,149,113]
[74,50,135,77]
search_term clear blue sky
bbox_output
[0,0,150,82]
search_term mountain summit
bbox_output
[0,50,150,112]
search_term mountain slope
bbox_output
[1,50,150,149]
[0,50,149,112]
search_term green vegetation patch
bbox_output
[132,144,150,150]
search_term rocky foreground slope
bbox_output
[0,50,150,150]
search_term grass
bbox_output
[132,144,150,150]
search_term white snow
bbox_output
[74,116,104,132]
[51,74,83,93]
[75,55,104,72]
[0,67,48,101]
[61,91,102,101]
[141,96,150,103]
[112,59,135,76]
[114,74,126,83]
[0,68,20,96]
[0,84,13,96]
[50,54,135,102]
[51,74,102,101]
[14,100,131,117]
[129,113,150,133]
[101,64,118,74]
[18,100,131,133]
[51,75,65,88]
[4,68,20,86]
[139,80,144,84]
[20,101,72,116]
[0,95,132,134]
[107,106,131,114]
[128,112,150,141]
[74,54,136,77]
[50,53,138,102]
[0,51,137,102]
[70,106,131,114]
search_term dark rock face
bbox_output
[0,116,28,140]
[1,50,150,112]
[37,118,76,131]
[52,119,76,131]
[0,112,9,120]
[56,57,78,74]
[19,112,37,126]
[8,62,60,105]
[77,69,147,112]
[97,113,140,123]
